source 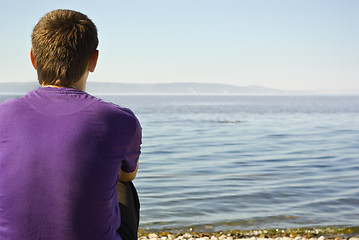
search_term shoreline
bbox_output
[138,226,359,240]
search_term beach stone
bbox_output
[219,235,227,240]
[318,236,325,240]
[161,237,168,240]
[349,238,359,240]
[167,234,175,240]
[210,236,218,240]
[183,233,192,238]
[149,233,159,239]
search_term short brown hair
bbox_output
[31,9,98,87]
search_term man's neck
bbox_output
[41,71,88,91]
[41,84,82,91]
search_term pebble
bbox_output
[148,233,158,239]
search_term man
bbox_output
[0,9,141,240]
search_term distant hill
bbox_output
[0,82,40,94]
[86,82,288,95]
[0,82,293,95]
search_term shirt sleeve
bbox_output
[121,117,142,173]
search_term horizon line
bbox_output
[0,81,358,93]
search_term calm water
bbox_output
[1,94,359,231]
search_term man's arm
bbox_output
[119,161,139,182]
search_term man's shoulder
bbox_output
[0,96,25,110]
[90,96,136,118]
[87,95,139,126]
[89,97,140,137]
[0,97,29,124]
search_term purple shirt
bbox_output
[0,87,141,240]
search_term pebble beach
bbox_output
[138,227,359,240]
[139,235,359,240]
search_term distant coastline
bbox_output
[0,82,358,95]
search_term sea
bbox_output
[1,93,359,232]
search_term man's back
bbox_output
[0,87,141,240]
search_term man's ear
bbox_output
[88,50,99,73]
[30,48,37,70]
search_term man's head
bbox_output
[31,9,99,88]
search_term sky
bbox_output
[0,0,358,91]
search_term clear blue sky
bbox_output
[0,0,358,91]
